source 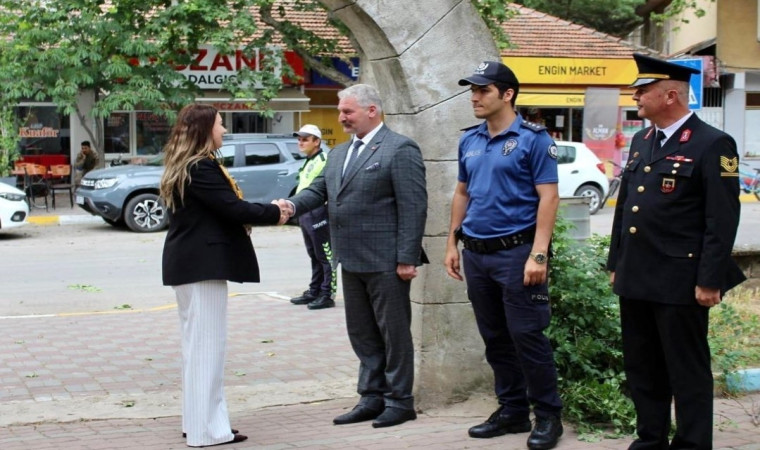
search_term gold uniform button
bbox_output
[629,227,637,234]
[688,253,694,258]
[632,206,639,213]
[644,166,651,173]
[672,170,677,174]
[674,163,681,168]
[637,186,645,193]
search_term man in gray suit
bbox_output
[282,83,427,428]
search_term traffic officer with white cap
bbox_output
[289,124,336,310]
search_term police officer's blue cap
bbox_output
[630,53,700,87]
[458,61,519,86]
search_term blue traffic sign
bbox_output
[669,58,703,110]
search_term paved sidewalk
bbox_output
[1,294,759,449]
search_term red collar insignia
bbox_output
[679,129,691,143]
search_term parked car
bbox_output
[75,134,328,232]
[555,140,610,215]
[0,181,29,231]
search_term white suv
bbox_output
[555,141,610,215]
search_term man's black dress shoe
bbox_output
[371,407,417,428]
[183,429,238,438]
[307,295,335,310]
[468,406,531,438]
[333,405,383,425]
[290,291,317,305]
[527,415,563,450]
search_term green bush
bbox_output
[547,217,758,438]
[548,218,635,437]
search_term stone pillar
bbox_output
[320,0,500,409]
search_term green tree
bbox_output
[0,0,338,158]
[511,0,643,37]
[508,0,716,38]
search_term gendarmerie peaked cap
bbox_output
[630,53,700,87]
[458,61,519,86]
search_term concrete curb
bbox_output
[726,368,760,393]
[27,194,757,226]
[27,215,103,225]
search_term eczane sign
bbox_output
[175,45,303,89]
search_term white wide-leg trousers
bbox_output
[174,280,234,447]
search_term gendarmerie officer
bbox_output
[607,53,746,449]
[445,61,563,450]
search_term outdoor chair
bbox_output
[48,164,74,208]
[24,163,49,211]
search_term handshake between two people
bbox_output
[271,199,295,225]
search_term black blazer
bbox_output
[162,158,280,286]
[607,114,745,304]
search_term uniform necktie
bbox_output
[656,130,666,148]
[342,139,363,181]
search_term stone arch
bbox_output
[319,0,500,408]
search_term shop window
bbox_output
[104,112,130,154]
[231,112,271,133]
[136,112,170,155]
[243,143,282,166]
[15,105,70,156]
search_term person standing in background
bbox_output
[288,124,336,310]
[160,103,288,447]
[607,53,746,449]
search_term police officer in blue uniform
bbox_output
[289,124,336,310]
[445,61,563,450]
[607,53,746,449]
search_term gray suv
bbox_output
[75,134,325,232]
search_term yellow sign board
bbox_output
[298,108,350,148]
[504,57,638,85]
[517,90,637,107]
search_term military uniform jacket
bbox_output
[606,114,745,304]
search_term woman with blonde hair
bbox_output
[160,103,287,447]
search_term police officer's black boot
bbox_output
[290,290,317,305]
[468,406,531,438]
[527,415,563,449]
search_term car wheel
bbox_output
[574,184,603,215]
[124,193,167,232]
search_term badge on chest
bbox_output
[661,177,675,193]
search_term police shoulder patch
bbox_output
[548,144,558,159]
[520,121,547,133]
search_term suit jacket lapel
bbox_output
[339,125,386,193]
